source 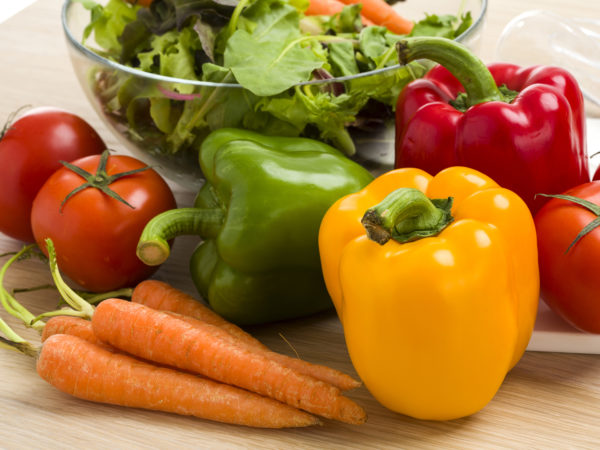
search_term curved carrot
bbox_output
[37,334,319,428]
[132,280,361,391]
[41,316,101,345]
[92,298,367,424]
[132,281,266,351]
[338,0,414,34]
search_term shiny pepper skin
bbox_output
[319,166,539,420]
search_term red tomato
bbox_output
[0,107,106,242]
[31,151,177,292]
[534,182,600,333]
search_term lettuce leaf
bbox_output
[410,12,473,39]
[77,0,139,56]
[223,0,324,95]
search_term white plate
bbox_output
[526,117,600,354]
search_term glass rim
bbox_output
[61,0,488,89]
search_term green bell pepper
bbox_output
[137,128,374,325]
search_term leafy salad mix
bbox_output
[77,0,471,161]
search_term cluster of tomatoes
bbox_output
[0,107,176,292]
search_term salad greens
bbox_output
[79,0,471,157]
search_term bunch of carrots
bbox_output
[126,0,414,35]
[0,240,366,428]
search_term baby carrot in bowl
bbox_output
[338,0,414,34]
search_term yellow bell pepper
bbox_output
[318,166,539,420]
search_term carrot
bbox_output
[41,316,102,345]
[305,0,375,26]
[36,334,320,428]
[92,298,367,424]
[4,312,320,428]
[132,281,266,351]
[306,0,345,16]
[338,0,414,34]
[132,280,361,391]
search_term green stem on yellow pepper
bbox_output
[361,188,454,245]
[137,207,225,266]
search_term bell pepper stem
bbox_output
[362,188,454,245]
[137,207,225,266]
[396,37,504,107]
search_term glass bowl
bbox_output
[62,0,487,190]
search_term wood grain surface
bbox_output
[1,0,600,448]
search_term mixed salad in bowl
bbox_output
[64,0,480,187]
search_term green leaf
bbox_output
[134,0,236,35]
[224,31,323,95]
[150,97,176,133]
[258,87,368,154]
[222,0,324,95]
[136,27,203,92]
[326,4,363,33]
[348,60,430,107]
[359,26,388,67]
[453,12,473,38]
[202,65,260,130]
[329,41,359,77]
[257,93,310,133]
[409,13,471,39]
[77,0,139,56]
[236,0,300,40]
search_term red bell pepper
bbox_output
[394,37,589,214]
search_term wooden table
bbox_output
[1,0,599,448]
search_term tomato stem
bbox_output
[0,105,31,141]
[59,150,151,212]
[536,193,600,253]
